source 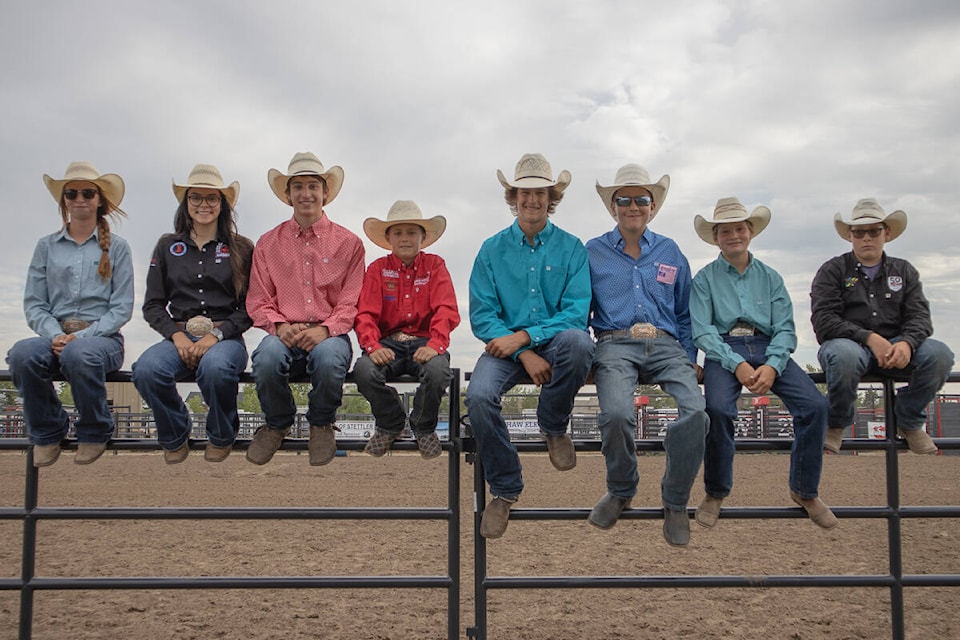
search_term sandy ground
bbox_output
[0,449,958,640]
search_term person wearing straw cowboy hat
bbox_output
[132,164,254,464]
[353,200,460,459]
[690,197,836,530]
[811,198,954,455]
[245,151,365,466]
[586,163,707,546]
[6,161,134,467]
[466,153,594,539]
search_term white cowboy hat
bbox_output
[43,161,125,206]
[834,198,907,241]
[595,163,670,219]
[363,200,446,250]
[172,164,239,208]
[694,197,771,245]
[496,153,571,191]
[267,151,344,205]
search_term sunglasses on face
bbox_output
[63,188,98,200]
[614,195,652,207]
[850,227,884,239]
[187,193,222,206]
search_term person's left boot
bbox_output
[663,507,690,546]
[309,424,339,466]
[74,442,107,465]
[790,491,839,529]
[542,432,576,471]
[898,428,938,455]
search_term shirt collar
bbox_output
[611,226,652,251]
[287,212,329,237]
[386,252,423,270]
[510,218,553,246]
[56,226,99,244]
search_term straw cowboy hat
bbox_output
[694,197,771,245]
[267,151,344,205]
[363,200,446,251]
[834,198,907,242]
[43,161,125,206]
[595,163,670,219]
[496,153,571,191]
[172,164,239,208]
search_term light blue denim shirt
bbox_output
[587,227,696,361]
[469,219,591,359]
[23,228,134,339]
[690,253,796,374]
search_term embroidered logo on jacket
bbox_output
[215,243,230,259]
[844,276,858,288]
[887,276,903,292]
[170,242,187,257]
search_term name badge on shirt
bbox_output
[382,268,400,278]
[887,276,903,292]
[215,242,231,260]
[656,263,678,285]
[414,275,430,286]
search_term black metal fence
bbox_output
[0,370,462,640]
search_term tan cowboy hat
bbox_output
[363,200,446,250]
[267,151,344,205]
[694,197,771,245]
[596,163,670,219]
[834,198,907,241]
[172,164,239,208]
[43,161,125,206]
[496,153,571,191]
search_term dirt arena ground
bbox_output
[0,449,957,639]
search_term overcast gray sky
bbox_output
[2,1,958,377]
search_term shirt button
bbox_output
[198,261,203,265]
[307,299,312,303]
[200,301,205,305]
[199,289,203,293]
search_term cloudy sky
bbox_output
[1,1,958,378]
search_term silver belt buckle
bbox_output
[729,322,755,337]
[630,323,659,338]
[185,315,214,338]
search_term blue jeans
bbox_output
[465,329,594,498]
[132,337,248,450]
[251,334,353,429]
[353,337,452,434]
[702,336,828,499]
[593,336,708,512]
[6,334,124,445]
[818,337,954,431]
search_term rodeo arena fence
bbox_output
[1,370,959,640]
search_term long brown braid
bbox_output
[60,191,127,281]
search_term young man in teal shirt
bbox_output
[466,153,594,539]
[691,197,836,529]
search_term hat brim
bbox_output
[694,206,771,245]
[496,169,571,192]
[833,210,907,242]
[268,165,344,206]
[596,174,670,220]
[43,173,125,207]
[362,215,447,251]
[172,180,240,208]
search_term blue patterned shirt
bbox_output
[691,253,797,374]
[23,228,134,339]
[587,227,696,361]
[469,219,591,359]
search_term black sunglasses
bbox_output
[850,228,884,239]
[63,188,98,200]
[614,195,652,207]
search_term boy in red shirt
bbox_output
[354,201,460,458]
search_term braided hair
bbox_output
[60,191,126,281]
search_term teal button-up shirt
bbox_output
[691,253,796,374]
[469,219,591,359]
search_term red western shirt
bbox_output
[355,252,460,355]
[246,214,365,337]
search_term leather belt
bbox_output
[596,323,672,343]
[388,331,421,343]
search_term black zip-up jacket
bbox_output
[810,252,932,352]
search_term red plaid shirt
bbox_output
[355,252,460,354]
[246,214,365,337]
